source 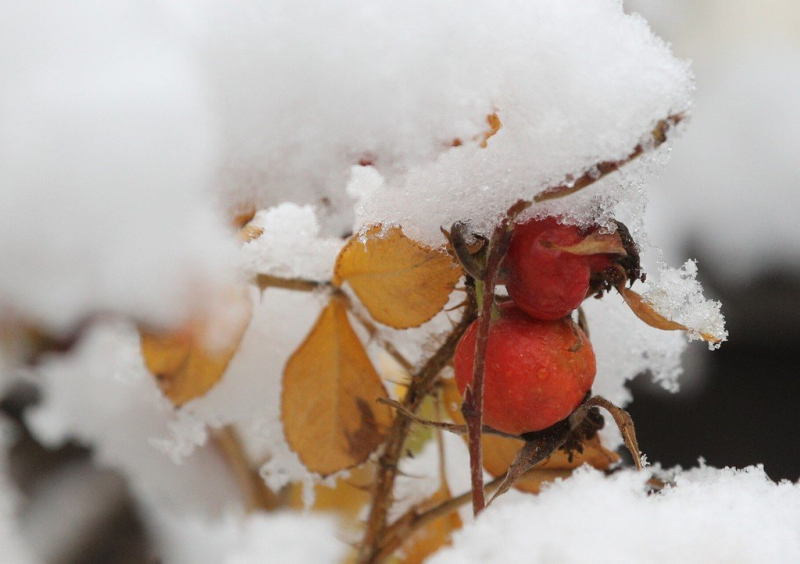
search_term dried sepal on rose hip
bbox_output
[502,217,638,320]
[454,302,596,436]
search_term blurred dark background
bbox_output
[627,245,800,482]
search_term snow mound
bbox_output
[431,465,800,564]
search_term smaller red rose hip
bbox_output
[454,303,595,436]
[504,217,606,320]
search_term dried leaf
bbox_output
[333,225,462,329]
[140,287,252,406]
[282,299,392,475]
[544,230,626,256]
[619,286,721,344]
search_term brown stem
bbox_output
[357,298,477,564]
[374,474,506,562]
[210,426,280,511]
[461,200,529,516]
[533,115,681,202]
[255,274,332,293]
[346,303,415,373]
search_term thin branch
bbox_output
[377,398,523,441]
[255,273,332,293]
[357,297,477,564]
[533,116,681,202]
[347,303,415,373]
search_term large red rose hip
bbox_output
[454,303,596,436]
[504,217,597,320]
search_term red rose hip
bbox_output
[504,217,593,320]
[454,303,595,436]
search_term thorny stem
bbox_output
[357,296,477,564]
[461,200,529,516]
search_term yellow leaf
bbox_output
[619,286,721,344]
[282,299,393,476]
[333,226,462,329]
[140,287,252,407]
[441,378,618,493]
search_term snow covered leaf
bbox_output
[333,226,461,329]
[140,287,252,406]
[619,286,722,345]
[282,299,392,476]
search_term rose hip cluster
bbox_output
[454,217,622,436]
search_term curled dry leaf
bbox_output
[544,230,627,256]
[333,225,462,329]
[618,286,722,345]
[282,298,392,476]
[442,379,618,494]
[140,286,253,407]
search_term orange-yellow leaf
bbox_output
[545,230,626,256]
[333,226,462,329]
[287,464,375,527]
[619,286,721,344]
[282,299,393,476]
[140,287,252,407]
[441,378,618,494]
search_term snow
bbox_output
[150,508,346,564]
[0,0,747,560]
[240,204,344,282]
[430,465,800,564]
[0,1,236,334]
